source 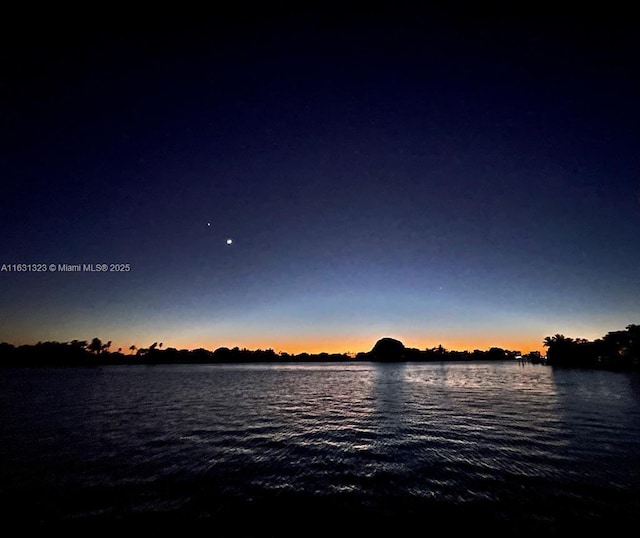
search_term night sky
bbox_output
[1,6,638,354]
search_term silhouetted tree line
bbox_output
[357,337,522,362]
[0,336,525,367]
[543,324,640,370]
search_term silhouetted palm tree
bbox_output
[543,334,577,365]
[543,334,574,348]
[88,337,103,355]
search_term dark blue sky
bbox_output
[1,6,638,353]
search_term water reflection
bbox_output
[549,367,640,492]
[1,363,640,530]
[371,361,409,430]
[377,362,571,505]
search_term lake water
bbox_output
[1,361,639,535]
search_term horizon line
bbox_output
[1,335,547,356]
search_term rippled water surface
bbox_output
[1,362,640,534]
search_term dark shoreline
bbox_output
[2,323,640,371]
[0,337,528,368]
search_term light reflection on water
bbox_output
[1,361,639,532]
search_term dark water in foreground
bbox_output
[1,362,640,535]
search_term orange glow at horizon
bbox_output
[6,328,547,357]
[158,333,547,356]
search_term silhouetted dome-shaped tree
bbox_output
[370,337,406,361]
